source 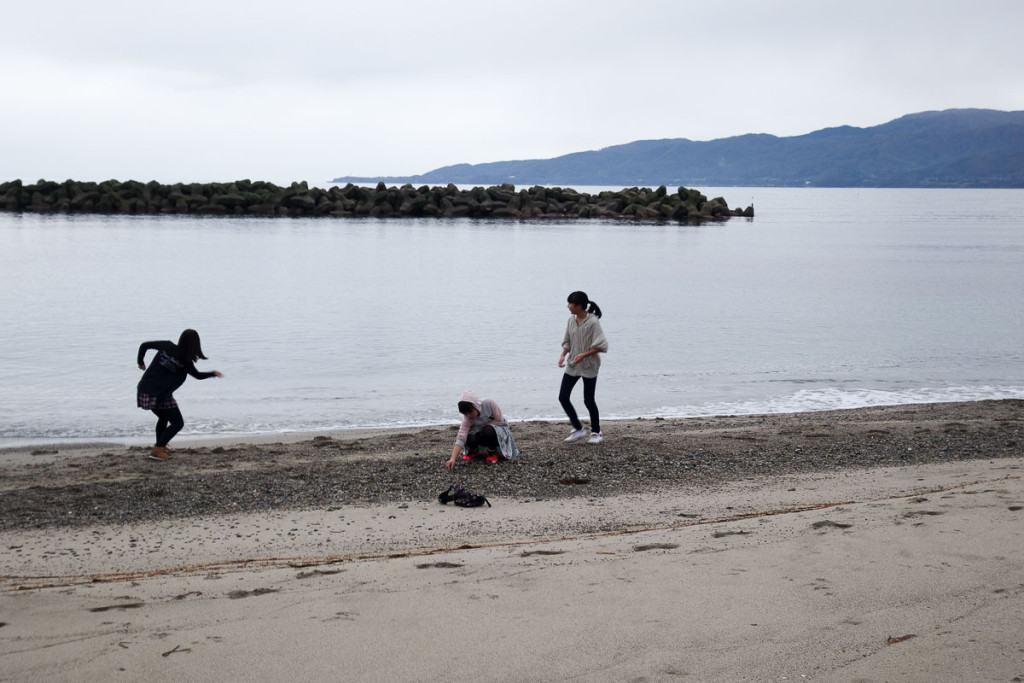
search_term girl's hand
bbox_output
[573,354,586,365]
[446,457,456,471]
[558,354,566,368]
[214,371,223,377]
[138,363,146,370]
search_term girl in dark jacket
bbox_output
[137,329,222,461]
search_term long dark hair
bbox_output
[567,291,602,318]
[175,329,208,365]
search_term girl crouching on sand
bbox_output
[558,290,608,444]
[446,391,520,470]
[137,329,222,461]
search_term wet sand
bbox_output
[1,400,1022,681]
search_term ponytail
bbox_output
[567,291,602,318]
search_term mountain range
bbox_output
[333,109,1024,188]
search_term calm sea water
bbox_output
[1,187,1022,448]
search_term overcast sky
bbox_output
[2,0,1021,186]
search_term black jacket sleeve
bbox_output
[137,340,173,366]
[187,366,217,380]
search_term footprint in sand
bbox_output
[323,611,358,622]
[520,550,566,557]
[811,520,853,530]
[295,568,345,579]
[415,561,462,569]
[633,543,679,552]
[226,588,279,599]
[88,603,145,612]
[712,529,750,539]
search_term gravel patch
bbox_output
[1,400,1020,531]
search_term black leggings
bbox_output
[466,425,499,454]
[152,406,185,447]
[559,373,600,434]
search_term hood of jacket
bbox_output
[459,390,493,423]
[459,390,482,412]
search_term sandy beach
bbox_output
[2,400,1022,681]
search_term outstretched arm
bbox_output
[446,443,462,471]
[447,414,474,470]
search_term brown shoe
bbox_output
[148,446,170,461]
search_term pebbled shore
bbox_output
[2,400,1020,532]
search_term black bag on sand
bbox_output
[438,483,491,508]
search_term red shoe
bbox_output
[462,451,478,461]
[486,454,499,463]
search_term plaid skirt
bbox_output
[137,393,178,410]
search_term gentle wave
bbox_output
[646,385,1024,420]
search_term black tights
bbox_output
[559,373,600,433]
[152,406,185,447]
[466,424,499,454]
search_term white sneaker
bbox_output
[564,428,588,442]
[587,432,603,444]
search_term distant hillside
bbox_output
[333,109,1024,188]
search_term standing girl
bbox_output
[137,329,222,461]
[557,291,608,444]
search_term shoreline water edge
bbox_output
[7,387,1024,451]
